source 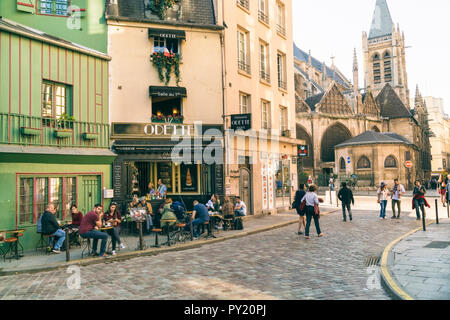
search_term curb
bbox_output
[0,209,340,277]
[379,220,435,300]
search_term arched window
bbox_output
[373,53,381,84]
[340,157,346,170]
[357,156,371,169]
[384,155,397,168]
[383,51,392,82]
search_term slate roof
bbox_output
[293,43,350,88]
[335,131,412,148]
[376,84,412,119]
[109,0,217,27]
[305,93,324,112]
[368,0,394,40]
[0,17,110,60]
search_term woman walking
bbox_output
[104,202,125,255]
[412,180,430,220]
[301,185,324,239]
[293,184,307,235]
[377,182,389,220]
[438,174,448,207]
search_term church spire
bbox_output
[368,0,394,40]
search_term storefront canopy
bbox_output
[148,28,186,40]
[149,86,187,98]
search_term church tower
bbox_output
[362,0,410,108]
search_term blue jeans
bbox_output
[342,202,352,220]
[235,209,245,217]
[52,229,66,250]
[380,200,388,218]
[305,206,321,237]
[80,230,109,256]
[191,218,208,237]
[107,227,121,251]
[414,199,425,219]
[146,215,153,231]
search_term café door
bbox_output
[80,176,101,214]
[239,167,252,215]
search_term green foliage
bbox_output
[148,0,176,19]
[151,51,181,86]
[56,113,75,130]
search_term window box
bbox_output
[54,129,73,139]
[82,133,99,140]
[20,127,41,136]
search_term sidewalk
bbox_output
[381,220,450,300]
[0,208,338,276]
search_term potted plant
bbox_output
[54,113,75,138]
[150,50,181,86]
[148,0,177,20]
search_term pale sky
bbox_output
[292,0,450,114]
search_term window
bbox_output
[35,178,48,219]
[384,155,397,168]
[153,37,180,54]
[373,53,381,84]
[237,29,250,74]
[261,100,270,130]
[258,0,269,24]
[240,92,250,114]
[19,178,33,225]
[276,2,286,36]
[50,177,62,219]
[237,0,249,11]
[259,41,270,82]
[280,106,288,134]
[340,157,346,170]
[39,0,69,16]
[405,151,411,161]
[277,52,287,90]
[357,156,371,169]
[42,81,72,126]
[384,51,392,82]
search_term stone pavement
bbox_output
[382,220,450,300]
[0,207,422,300]
[0,210,309,275]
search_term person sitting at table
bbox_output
[234,197,247,217]
[214,194,222,212]
[103,202,125,255]
[137,197,153,234]
[70,205,83,228]
[205,194,216,212]
[157,178,167,199]
[191,200,210,239]
[171,200,187,222]
[41,203,66,254]
[148,182,156,198]
[79,204,109,258]
[160,198,178,230]
[222,197,234,219]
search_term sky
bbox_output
[292,0,450,114]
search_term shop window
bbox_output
[19,178,33,225]
[151,97,183,123]
[357,156,371,169]
[42,81,72,126]
[36,178,49,219]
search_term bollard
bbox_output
[138,221,144,250]
[435,199,439,224]
[447,200,449,218]
[65,228,70,262]
[422,204,426,231]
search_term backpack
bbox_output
[171,201,187,221]
[234,218,243,230]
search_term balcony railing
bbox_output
[237,0,249,10]
[238,59,251,74]
[260,70,271,83]
[0,113,110,149]
[258,10,269,24]
[276,24,286,37]
[278,79,287,90]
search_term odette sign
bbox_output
[144,123,193,136]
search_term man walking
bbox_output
[390,179,405,219]
[338,182,354,222]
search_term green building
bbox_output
[0,17,115,251]
[0,0,108,53]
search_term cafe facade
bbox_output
[106,0,224,211]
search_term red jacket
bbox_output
[412,195,430,209]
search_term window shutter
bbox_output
[17,0,36,13]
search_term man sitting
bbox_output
[234,197,247,217]
[79,204,109,258]
[191,200,210,239]
[41,203,66,254]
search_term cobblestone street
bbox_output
[0,208,422,300]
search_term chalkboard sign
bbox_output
[113,163,122,198]
[215,165,224,195]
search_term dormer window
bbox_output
[153,37,179,54]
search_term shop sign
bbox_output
[298,145,308,157]
[144,123,193,136]
[230,114,251,131]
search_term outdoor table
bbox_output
[4,229,26,260]
[160,219,177,246]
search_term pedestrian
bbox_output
[338,182,354,222]
[390,179,405,219]
[293,183,307,234]
[377,182,389,220]
[446,176,450,205]
[301,185,324,239]
[439,174,448,207]
[412,180,430,220]
[329,176,335,191]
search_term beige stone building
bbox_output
[425,96,450,174]
[218,0,300,213]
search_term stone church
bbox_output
[294,0,432,188]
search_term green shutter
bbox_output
[17,0,36,13]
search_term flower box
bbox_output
[54,129,73,139]
[82,133,99,140]
[20,127,41,136]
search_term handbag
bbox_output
[299,200,306,212]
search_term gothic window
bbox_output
[384,155,397,168]
[357,156,371,169]
[340,157,346,171]
[373,53,381,84]
[371,126,380,132]
[383,51,392,82]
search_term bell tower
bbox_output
[362,0,410,108]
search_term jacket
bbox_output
[41,210,60,235]
[338,187,354,205]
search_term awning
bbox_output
[149,86,187,98]
[148,28,186,40]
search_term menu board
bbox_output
[181,164,197,192]
[215,165,224,195]
[261,162,268,210]
[113,162,122,199]
[157,162,172,192]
